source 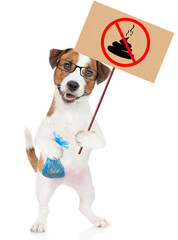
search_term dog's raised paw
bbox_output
[93,218,110,228]
[75,130,97,148]
[44,141,64,160]
[30,223,46,233]
[75,130,105,149]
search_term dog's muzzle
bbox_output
[57,83,85,103]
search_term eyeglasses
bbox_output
[57,59,99,81]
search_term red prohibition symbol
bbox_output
[101,18,151,67]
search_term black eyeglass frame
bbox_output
[56,58,99,81]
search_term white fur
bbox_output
[31,53,109,232]
[24,127,33,149]
[75,130,105,149]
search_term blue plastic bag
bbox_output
[42,132,69,178]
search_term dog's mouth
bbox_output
[58,85,83,103]
[61,92,77,103]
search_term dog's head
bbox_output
[49,48,110,103]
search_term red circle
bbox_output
[101,18,150,67]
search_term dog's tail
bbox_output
[24,127,38,172]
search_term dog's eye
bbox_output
[63,62,72,71]
[85,69,94,77]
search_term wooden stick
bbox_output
[78,67,115,154]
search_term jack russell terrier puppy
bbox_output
[25,48,110,233]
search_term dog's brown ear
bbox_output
[96,61,111,84]
[49,48,72,69]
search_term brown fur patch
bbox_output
[96,61,111,84]
[49,48,72,69]
[84,58,97,95]
[47,98,55,116]
[26,148,38,172]
[54,50,79,86]
[39,154,44,173]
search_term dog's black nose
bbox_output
[67,81,79,92]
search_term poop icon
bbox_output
[107,37,134,59]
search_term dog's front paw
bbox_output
[75,130,95,148]
[31,223,46,233]
[75,130,105,149]
[44,141,63,160]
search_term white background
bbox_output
[0,0,177,239]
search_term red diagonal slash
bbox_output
[115,22,136,63]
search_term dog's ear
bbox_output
[96,61,111,85]
[49,48,72,69]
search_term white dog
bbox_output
[25,48,110,233]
